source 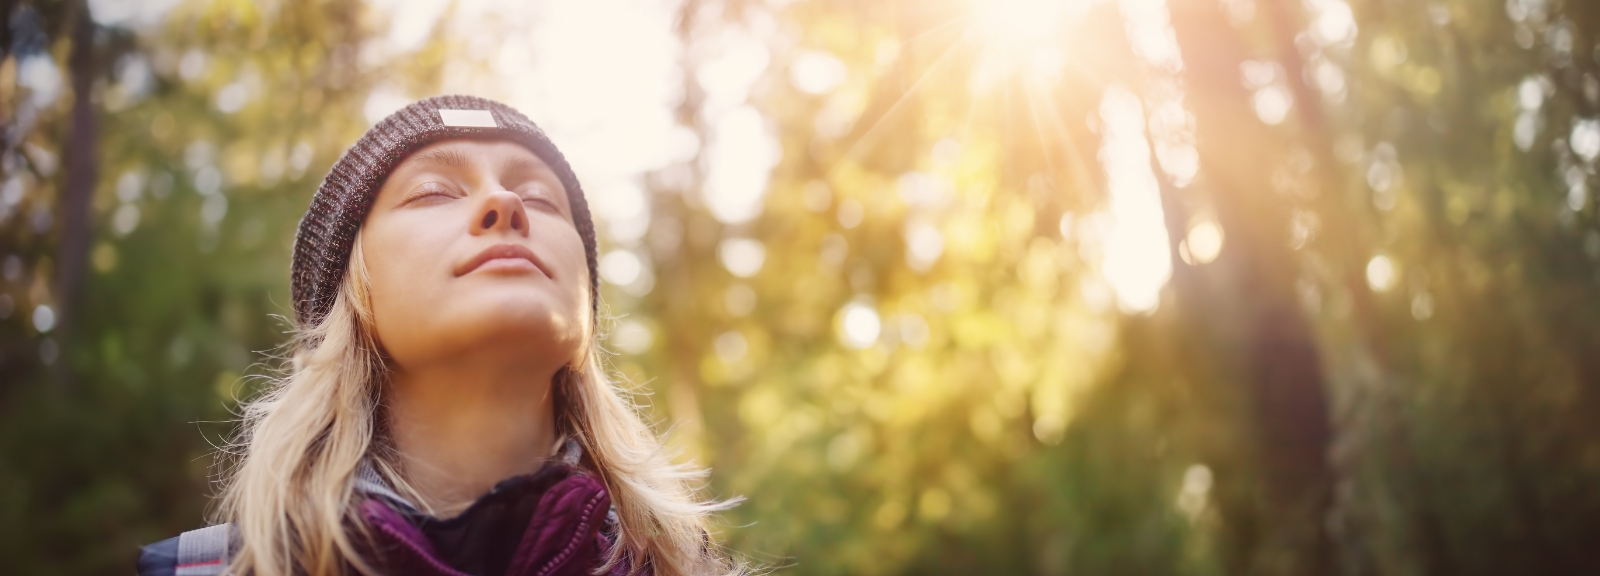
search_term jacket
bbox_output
[136,442,641,576]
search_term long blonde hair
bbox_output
[217,236,736,575]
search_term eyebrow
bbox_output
[402,147,559,194]
[502,155,554,179]
[408,147,471,169]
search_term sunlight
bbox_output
[1366,254,1397,292]
[445,0,684,241]
[838,300,882,349]
[1098,86,1173,314]
[705,106,782,224]
[973,0,1071,46]
[1180,219,1225,265]
[968,0,1087,86]
[1118,0,1184,72]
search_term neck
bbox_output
[385,357,562,517]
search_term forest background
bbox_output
[2,0,1598,574]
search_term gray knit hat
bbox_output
[290,95,598,328]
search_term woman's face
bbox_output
[360,138,590,372]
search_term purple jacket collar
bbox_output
[355,442,642,576]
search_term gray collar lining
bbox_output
[354,437,585,513]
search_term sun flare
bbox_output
[972,0,1078,48]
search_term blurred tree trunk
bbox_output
[1253,1,1447,574]
[1166,1,1337,574]
[52,0,96,388]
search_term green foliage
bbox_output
[0,1,397,572]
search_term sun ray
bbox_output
[1034,74,1105,204]
[1024,78,1065,193]
[896,10,976,51]
[843,28,977,161]
[960,77,983,147]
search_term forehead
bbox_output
[395,138,552,173]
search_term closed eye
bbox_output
[522,196,559,209]
[516,185,564,212]
[399,182,458,206]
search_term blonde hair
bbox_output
[217,236,736,575]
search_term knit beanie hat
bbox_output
[290,95,599,328]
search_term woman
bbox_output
[137,95,737,576]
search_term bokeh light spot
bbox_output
[838,300,881,349]
[1366,254,1398,292]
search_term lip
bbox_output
[456,243,550,277]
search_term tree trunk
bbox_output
[1164,2,1338,575]
[52,1,97,387]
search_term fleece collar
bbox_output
[353,439,632,576]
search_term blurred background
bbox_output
[3,0,1599,573]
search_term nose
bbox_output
[471,190,528,237]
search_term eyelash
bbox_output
[517,187,559,209]
[405,183,458,204]
[402,183,559,210]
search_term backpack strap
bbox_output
[175,523,231,576]
[355,460,420,512]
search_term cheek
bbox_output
[361,218,453,344]
[366,227,438,295]
[541,223,592,308]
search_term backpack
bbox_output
[171,523,232,576]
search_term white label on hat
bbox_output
[438,109,498,128]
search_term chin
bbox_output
[461,296,585,349]
[400,316,580,373]
[375,283,591,368]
